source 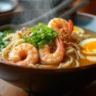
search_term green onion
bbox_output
[0,30,14,50]
[38,40,47,48]
[3,30,13,36]
[23,23,59,48]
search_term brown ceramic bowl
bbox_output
[0,12,96,96]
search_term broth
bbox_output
[0,18,96,69]
[80,28,96,67]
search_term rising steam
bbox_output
[11,0,62,25]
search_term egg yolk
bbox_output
[84,41,96,52]
[74,27,78,32]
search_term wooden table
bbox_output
[0,79,28,96]
[0,79,96,96]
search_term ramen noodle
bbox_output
[0,18,95,69]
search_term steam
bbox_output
[12,0,61,25]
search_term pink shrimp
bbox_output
[48,18,74,39]
[9,43,39,66]
[39,37,65,65]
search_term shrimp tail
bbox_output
[68,20,74,34]
[56,37,63,45]
[56,37,65,53]
[39,36,65,65]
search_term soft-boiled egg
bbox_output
[79,38,96,62]
[79,38,96,55]
[73,26,84,34]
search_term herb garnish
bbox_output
[23,23,58,48]
[0,30,13,50]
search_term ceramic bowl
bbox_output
[0,12,96,96]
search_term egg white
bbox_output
[86,56,96,62]
[73,26,84,34]
[79,38,96,55]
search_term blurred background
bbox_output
[0,0,95,25]
[74,0,96,15]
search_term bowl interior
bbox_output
[0,12,96,69]
[0,12,96,95]
[72,12,96,32]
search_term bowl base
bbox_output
[26,88,83,96]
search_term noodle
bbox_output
[75,60,80,67]
[58,56,73,68]
[2,41,15,59]
[11,32,22,41]
[4,33,14,40]
[12,39,24,48]
[77,51,85,59]
[2,38,24,59]
[66,47,74,54]
[0,18,95,69]
[28,64,39,68]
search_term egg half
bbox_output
[73,26,84,34]
[86,56,96,62]
[79,38,96,55]
[79,38,96,62]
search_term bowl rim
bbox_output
[0,12,96,71]
[0,60,96,72]
[77,12,96,19]
[0,0,17,13]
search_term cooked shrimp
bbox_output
[48,18,73,40]
[2,39,24,59]
[39,37,65,65]
[9,43,39,66]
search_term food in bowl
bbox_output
[0,18,96,69]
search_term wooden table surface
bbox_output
[0,79,96,96]
[0,79,28,96]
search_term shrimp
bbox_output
[9,43,39,66]
[48,18,74,40]
[2,39,24,59]
[39,37,65,65]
